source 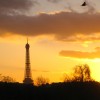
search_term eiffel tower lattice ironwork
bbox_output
[23,39,33,84]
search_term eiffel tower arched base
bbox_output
[23,78,33,84]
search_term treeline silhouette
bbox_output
[0,81,100,100]
[0,64,100,100]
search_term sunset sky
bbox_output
[1,0,100,83]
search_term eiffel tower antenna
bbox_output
[27,37,28,43]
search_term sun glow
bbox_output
[81,58,100,82]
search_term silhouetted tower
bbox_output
[23,39,33,84]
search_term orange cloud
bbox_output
[59,47,100,59]
[1,10,100,42]
[95,47,100,51]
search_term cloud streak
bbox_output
[0,0,37,15]
[47,0,60,3]
[1,11,100,42]
[32,69,50,72]
[59,47,100,59]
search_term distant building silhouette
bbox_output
[23,39,33,84]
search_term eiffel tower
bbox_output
[23,39,33,84]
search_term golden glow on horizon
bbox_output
[0,36,100,83]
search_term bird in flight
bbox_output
[81,0,87,6]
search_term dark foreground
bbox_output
[0,81,100,100]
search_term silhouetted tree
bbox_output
[0,74,3,81]
[35,76,49,86]
[63,64,92,82]
[63,74,73,82]
[73,64,91,82]
[0,74,16,83]
[1,76,16,83]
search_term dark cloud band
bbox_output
[0,0,38,15]
[0,11,100,42]
[47,0,60,3]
